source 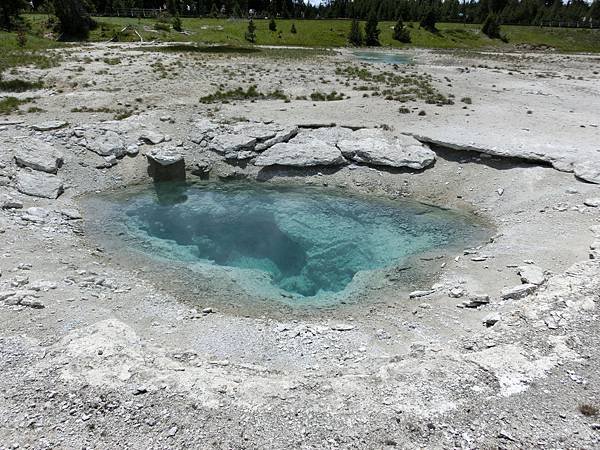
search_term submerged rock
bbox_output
[14,139,63,174]
[15,170,64,199]
[255,140,347,167]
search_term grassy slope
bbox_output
[12,15,600,53]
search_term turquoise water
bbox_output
[352,51,412,65]
[84,182,485,300]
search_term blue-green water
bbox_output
[84,182,486,300]
[352,51,412,65]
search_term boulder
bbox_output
[146,147,185,182]
[15,170,63,199]
[14,139,63,173]
[232,122,279,141]
[574,160,600,184]
[254,140,347,167]
[84,130,126,157]
[147,148,184,166]
[517,265,545,285]
[338,129,435,169]
[30,120,67,131]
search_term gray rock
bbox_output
[590,241,600,259]
[14,139,63,174]
[255,140,347,167]
[15,170,63,199]
[255,126,299,151]
[583,197,600,207]
[517,265,546,285]
[60,208,82,220]
[147,147,183,166]
[85,130,126,157]
[31,120,67,131]
[462,294,490,308]
[574,160,600,184]
[209,134,257,155]
[482,312,500,327]
[338,130,435,170]
[409,289,435,298]
[501,283,537,300]
[139,131,166,145]
[232,122,279,141]
[0,195,23,209]
[293,127,352,146]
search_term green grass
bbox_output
[0,96,28,115]
[20,14,600,52]
[0,30,62,74]
[0,78,44,92]
[199,85,288,103]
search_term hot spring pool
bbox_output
[82,182,487,303]
[352,51,412,65]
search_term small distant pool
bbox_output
[352,50,412,65]
[82,182,487,305]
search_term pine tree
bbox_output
[0,0,28,29]
[269,17,277,31]
[347,18,363,46]
[290,23,297,34]
[393,16,411,43]
[482,13,501,39]
[232,2,242,18]
[420,8,437,32]
[364,10,381,46]
[172,14,182,32]
[52,0,96,39]
[245,18,256,42]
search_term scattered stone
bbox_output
[448,287,465,298]
[497,188,504,196]
[501,283,537,300]
[462,294,490,308]
[85,130,126,157]
[583,198,600,207]
[15,170,64,199]
[331,324,355,331]
[31,120,67,131]
[167,426,178,437]
[0,195,23,210]
[14,139,63,174]
[139,131,166,145]
[409,290,435,298]
[60,208,82,220]
[126,144,139,156]
[517,265,545,285]
[255,140,346,167]
[482,312,500,327]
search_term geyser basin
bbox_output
[83,182,487,303]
